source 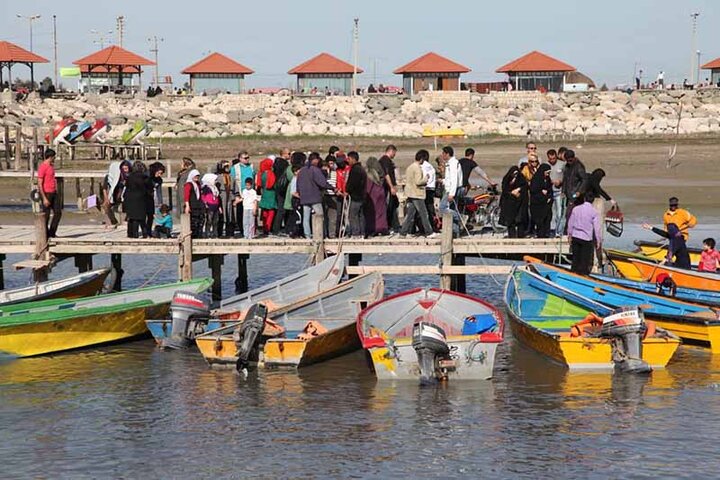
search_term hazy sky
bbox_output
[1,0,717,88]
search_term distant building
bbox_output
[0,41,49,88]
[73,45,154,93]
[182,52,254,94]
[701,57,720,86]
[393,52,470,95]
[496,50,575,92]
[288,53,362,95]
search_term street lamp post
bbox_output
[16,14,41,88]
[697,50,702,86]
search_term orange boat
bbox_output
[629,258,720,291]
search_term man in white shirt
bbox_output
[421,157,437,231]
[657,71,665,88]
[546,148,565,236]
[439,146,463,236]
[517,141,540,167]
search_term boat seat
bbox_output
[526,317,583,330]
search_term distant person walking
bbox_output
[663,196,697,241]
[37,148,62,238]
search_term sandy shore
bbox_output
[1,136,718,225]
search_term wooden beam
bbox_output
[312,211,325,265]
[440,212,453,289]
[179,213,193,281]
[14,125,22,171]
[4,125,11,170]
[346,265,512,275]
[33,212,49,282]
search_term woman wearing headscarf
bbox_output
[147,161,165,235]
[124,161,153,238]
[364,156,389,236]
[529,163,553,238]
[176,157,196,220]
[641,222,691,269]
[216,160,234,237]
[256,157,277,235]
[201,173,221,238]
[499,165,529,238]
[102,160,131,230]
[183,169,204,237]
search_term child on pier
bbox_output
[201,173,222,239]
[241,178,259,239]
[152,204,173,238]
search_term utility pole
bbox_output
[690,12,699,84]
[148,36,163,86]
[90,29,113,50]
[697,50,702,85]
[16,14,41,88]
[116,16,125,47]
[351,18,359,96]
[53,15,58,88]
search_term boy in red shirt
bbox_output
[37,149,62,237]
[699,238,720,272]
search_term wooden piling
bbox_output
[14,125,22,171]
[0,253,5,290]
[235,254,249,295]
[110,253,123,292]
[312,212,325,265]
[32,127,39,171]
[3,125,10,170]
[452,254,466,294]
[348,253,362,279]
[179,213,193,281]
[33,212,49,282]
[75,178,83,211]
[74,254,93,273]
[440,212,453,290]
[209,254,223,302]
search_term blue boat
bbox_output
[590,273,720,308]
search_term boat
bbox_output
[122,119,150,145]
[358,288,504,382]
[605,248,655,280]
[195,272,384,368]
[65,121,93,143]
[504,266,680,369]
[421,126,466,137]
[45,117,77,144]
[526,258,720,353]
[0,268,111,307]
[145,255,346,344]
[590,272,720,308]
[634,240,703,265]
[0,278,212,357]
[628,258,720,291]
[82,118,111,143]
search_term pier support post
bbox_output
[348,253,362,279]
[0,253,5,290]
[33,212,49,283]
[14,125,22,171]
[452,254,466,294]
[110,254,123,292]
[3,125,10,170]
[32,127,39,171]
[235,254,249,295]
[179,213,193,281]
[209,254,223,302]
[74,254,93,273]
[440,212,453,290]
[75,178,83,211]
[312,212,325,265]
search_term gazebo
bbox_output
[701,57,720,86]
[496,50,575,92]
[182,52,254,94]
[288,53,362,95]
[73,45,154,93]
[0,41,49,89]
[393,52,470,94]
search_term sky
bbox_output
[1,0,718,88]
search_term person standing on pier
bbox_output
[231,152,255,236]
[183,169,204,237]
[175,157,196,220]
[37,149,62,238]
[567,194,602,275]
[561,149,587,228]
[124,161,153,238]
[460,148,496,192]
[379,145,400,233]
[438,146,463,236]
[147,162,166,237]
[102,161,128,230]
[399,149,436,238]
[271,148,291,235]
[529,163,553,238]
[499,166,528,238]
[364,156,389,237]
[517,142,539,167]
[216,160,235,238]
[297,152,335,238]
[257,157,277,236]
[344,151,367,238]
[546,149,564,237]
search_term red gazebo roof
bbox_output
[0,41,48,63]
[393,52,470,74]
[701,57,720,70]
[496,50,575,73]
[288,53,362,75]
[73,45,154,67]
[182,52,254,75]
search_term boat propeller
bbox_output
[600,307,652,374]
[234,303,269,375]
[412,321,455,385]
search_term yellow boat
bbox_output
[503,266,680,369]
[605,249,652,280]
[0,279,212,358]
[634,240,703,265]
[422,126,466,137]
[196,273,384,369]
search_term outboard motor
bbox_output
[234,303,269,374]
[412,321,451,385]
[161,291,210,350]
[600,307,651,374]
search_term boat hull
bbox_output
[0,268,110,306]
[367,336,498,380]
[0,304,166,357]
[636,241,702,265]
[630,259,720,291]
[507,310,680,369]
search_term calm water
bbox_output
[1,226,720,478]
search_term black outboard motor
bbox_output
[234,303,269,373]
[412,321,451,385]
[600,307,651,374]
[161,291,210,350]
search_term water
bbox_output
[1,227,719,478]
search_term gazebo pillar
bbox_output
[30,62,35,90]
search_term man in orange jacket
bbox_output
[663,196,697,240]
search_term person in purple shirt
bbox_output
[297,152,335,238]
[566,194,602,275]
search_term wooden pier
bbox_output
[0,214,569,300]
